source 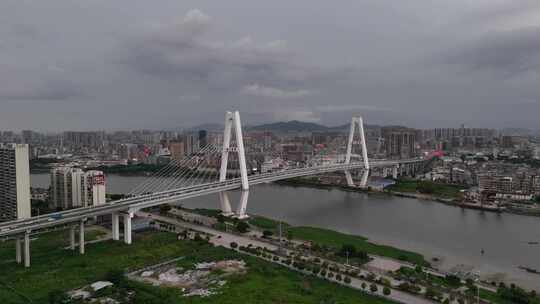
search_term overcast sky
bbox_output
[1,0,539,131]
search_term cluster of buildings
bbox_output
[0,142,108,223]
[3,122,540,219]
[49,167,106,210]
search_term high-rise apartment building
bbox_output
[50,167,106,210]
[0,143,31,222]
[184,133,200,155]
[381,127,417,159]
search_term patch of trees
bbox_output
[497,284,534,304]
[337,244,369,262]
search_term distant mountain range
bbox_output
[246,121,345,132]
[186,120,380,133]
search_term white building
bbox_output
[50,167,106,210]
[0,143,31,222]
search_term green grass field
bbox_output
[387,179,465,199]
[248,215,290,232]
[0,229,397,304]
[118,243,397,304]
[289,226,429,266]
[247,215,429,266]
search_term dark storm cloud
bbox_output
[0,82,80,101]
[120,10,324,94]
[446,27,540,74]
[1,0,540,130]
[0,65,82,101]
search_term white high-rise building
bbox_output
[0,143,31,222]
[50,167,106,210]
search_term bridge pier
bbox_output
[123,213,132,245]
[70,225,76,250]
[15,237,22,264]
[344,170,354,187]
[392,165,399,179]
[79,220,85,254]
[360,169,369,188]
[235,191,250,219]
[219,192,234,217]
[111,212,120,241]
[24,231,30,267]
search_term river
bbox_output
[31,173,540,290]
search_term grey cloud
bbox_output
[2,1,540,130]
[0,65,82,101]
[121,10,328,94]
[446,27,540,74]
[241,84,315,99]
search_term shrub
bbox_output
[327,272,334,279]
[497,284,531,304]
[370,284,378,293]
[320,270,327,277]
[445,274,461,287]
[344,276,351,284]
[383,287,391,296]
[48,290,69,304]
[105,268,125,286]
[236,221,249,233]
[262,230,273,238]
[230,242,238,249]
[336,274,342,281]
[361,282,367,290]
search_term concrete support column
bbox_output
[235,190,250,219]
[112,212,120,241]
[392,165,399,179]
[359,169,369,189]
[70,226,76,250]
[79,220,85,255]
[15,238,22,264]
[123,213,132,245]
[219,192,234,217]
[344,170,354,187]
[24,232,30,268]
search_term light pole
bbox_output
[345,250,349,266]
[474,270,481,304]
[278,220,283,255]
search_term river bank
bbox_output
[168,207,539,303]
[277,177,540,217]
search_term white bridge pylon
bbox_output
[219,111,250,219]
[345,116,370,188]
[217,112,370,219]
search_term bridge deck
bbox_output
[0,159,422,237]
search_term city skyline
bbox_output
[2,2,540,302]
[1,0,540,131]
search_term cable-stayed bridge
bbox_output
[0,111,424,267]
